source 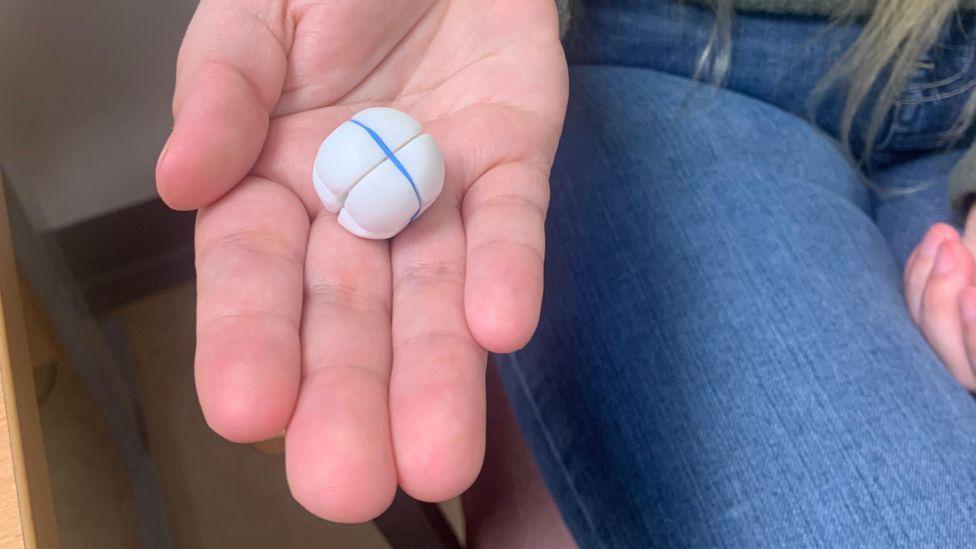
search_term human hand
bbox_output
[904,214,976,391]
[156,0,568,522]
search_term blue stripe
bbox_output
[350,119,423,220]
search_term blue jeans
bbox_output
[496,2,976,547]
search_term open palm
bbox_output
[156,0,567,522]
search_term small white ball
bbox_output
[312,107,445,239]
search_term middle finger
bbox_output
[285,214,397,523]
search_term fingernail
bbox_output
[963,291,976,323]
[921,228,951,257]
[934,242,956,274]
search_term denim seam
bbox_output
[507,351,606,549]
[906,67,965,91]
[895,73,976,106]
[904,48,974,91]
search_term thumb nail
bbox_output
[934,242,956,275]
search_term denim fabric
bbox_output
[496,2,976,547]
[565,1,976,160]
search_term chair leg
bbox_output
[6,181,176,549]
[373,489,463,549]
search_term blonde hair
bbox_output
[700,0,976,170]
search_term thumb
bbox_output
[156,0,289,210]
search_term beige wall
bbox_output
[0,0,197,230]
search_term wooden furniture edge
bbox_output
[0,173,59,548]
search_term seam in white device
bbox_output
[312,108,445,239]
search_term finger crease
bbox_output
[472,193,548,221]
[394,332,479,357]
[302,362,390,387]
[467,238,544,264]
[203,57,278,112]
[199,230,305,265]
[201,307,299,333]
[235,2,293,55]
[393,262,465,294]
[305,282,391,317]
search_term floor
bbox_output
[35,283,464,548]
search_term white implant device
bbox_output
[312,107,445,239]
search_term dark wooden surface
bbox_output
[52,199,195,312]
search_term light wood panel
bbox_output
[0,172,59,548]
